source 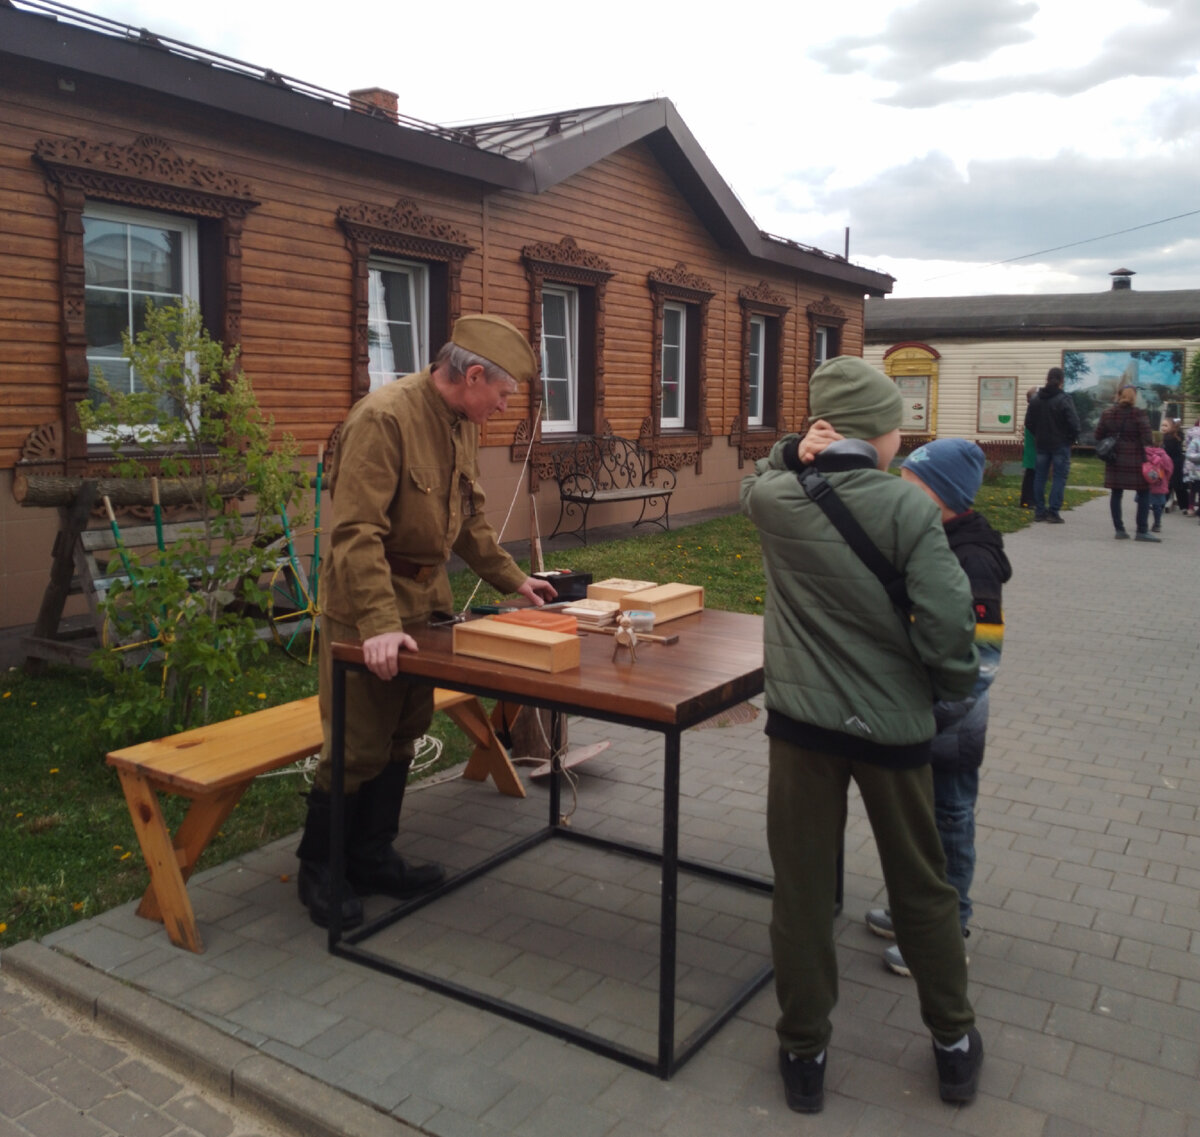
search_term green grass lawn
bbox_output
[1,468,1103,949]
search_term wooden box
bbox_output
[453,618,581,673]
[619,582,704,624]
[587,578,657,603]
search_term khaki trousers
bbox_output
[313,614,434,795]
[767,736,974,1057]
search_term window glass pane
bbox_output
[387,322,416,375]
[88,356,134,400]
[83,219,129,289]
[128,224,182,293]
[663,307,682,348]
[84,289,129,355]
[543,377,571,422]
[381,270,413,323]
[544,338,569,379]
[543,292,567,339]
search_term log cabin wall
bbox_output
[0,44,880,639]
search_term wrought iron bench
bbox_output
[548,435,676,544]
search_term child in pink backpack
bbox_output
[1142,444,1173,533]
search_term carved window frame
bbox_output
[337,198,474,405]
[33,134,259,473]
[731,282,790,468]
[513,237,614,483]
[646,263,715,472]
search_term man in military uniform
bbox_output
[298,314,557,928]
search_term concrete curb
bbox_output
[1,938,421,1137]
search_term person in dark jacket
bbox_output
[1024,366,1080,523]
[1094,384,1156,541]
[1019,386,1038,508]
[864,439,1012,976]
[1161,417,1186,514]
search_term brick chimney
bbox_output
[1109,268,1135,291]
[349,87,398,122]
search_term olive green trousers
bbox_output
[767,736,974,1057]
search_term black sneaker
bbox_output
[779,1048,825,1113]
[934,1026,983,1104]
[1046,512,1065,524]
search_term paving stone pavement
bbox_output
[3,491,1199,1136]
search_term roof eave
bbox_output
[1,5,530,190]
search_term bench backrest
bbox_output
[551,436,654,493]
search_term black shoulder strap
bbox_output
[797,465,912,616]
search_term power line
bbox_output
[919,207,1200,282]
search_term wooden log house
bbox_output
[0,0,893,642]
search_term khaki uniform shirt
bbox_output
[321,368,528,641]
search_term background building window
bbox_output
[661,302,687,428]
[367,257,429,389]
[814,325,837,369]
[747,315,765,426]
[83,204,198,424]
[540,284,578,432]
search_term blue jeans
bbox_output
[1109,488,1149,534]
[931,765,978,931]
[1032,446,1071,516]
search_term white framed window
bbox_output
[661,302,687,429]
[367,257,429,390]
[814,326,831,368]
[540,285,578,433]
[747,315,765,427]
[83,203,198,426]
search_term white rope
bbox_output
[259,732,443,785]
[460,403,543,613]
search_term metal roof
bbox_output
[865,288,1200,341]
[2,0,893,295]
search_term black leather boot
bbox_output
[345,761,445,898]
[296,788,364,929]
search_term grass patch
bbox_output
[0,652,472,948]
[2,470,1105,948]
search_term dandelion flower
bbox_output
[120,851,132,861]
[0,923,7,935]
[49,767,59,774]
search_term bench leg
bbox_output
[133,783,248,932]
[451,698,526,798]
[117,770,219,952]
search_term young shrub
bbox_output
[77,301,305,743]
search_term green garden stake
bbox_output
[151,477,165,554]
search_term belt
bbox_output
[384,551,440,583]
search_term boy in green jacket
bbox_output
[741,356,982,1113]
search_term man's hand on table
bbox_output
[362,630,419,680]
[515,577,558,606]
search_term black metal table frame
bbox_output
[326,655,774,1080]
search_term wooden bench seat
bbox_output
[107,688,521,952]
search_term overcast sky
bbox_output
[46,0,1200,298]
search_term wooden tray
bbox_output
[453,618,581,672]
[619,582,704,624]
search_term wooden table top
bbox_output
[332,608,764,731]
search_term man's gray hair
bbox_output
[436,342,511,385]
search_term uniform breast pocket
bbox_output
[408,467,445,498]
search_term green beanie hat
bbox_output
[808,356,902,440]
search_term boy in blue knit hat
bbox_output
[866,439,1012,975]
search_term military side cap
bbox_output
[452,314,537,384]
